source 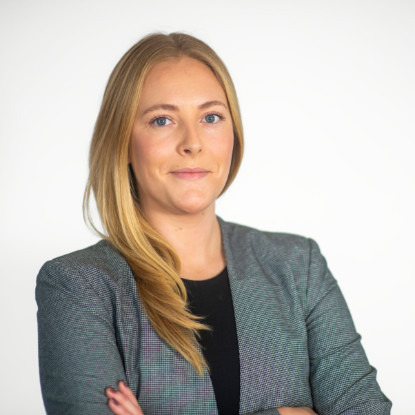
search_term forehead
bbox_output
[138,57,227,105]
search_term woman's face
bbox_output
[129,57,234,219]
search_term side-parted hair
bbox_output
[83,32,244,374]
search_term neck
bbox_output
[144,207,225,280]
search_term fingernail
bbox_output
[111,398,119,406]
[120,380,127,387]
[107,387,116,393]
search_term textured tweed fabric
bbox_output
[36,218,391,414]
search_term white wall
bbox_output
[1,0,413,413]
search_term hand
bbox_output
[105,380,144,415]
[277,407,318,415]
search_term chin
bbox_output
[174,197,215,216]
[176,204,212,216]
[170,187,219,213]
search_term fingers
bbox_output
[118,380,139,401]
[105,381,144,415]
[277,407,318,415]
[107,393,124,415]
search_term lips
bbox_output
[170,167,209,180]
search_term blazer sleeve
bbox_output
[305,239,392,415]
[36,258,125,415]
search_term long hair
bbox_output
[83,32,244,374]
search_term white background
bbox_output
[1,0,414,413]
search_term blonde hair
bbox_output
[84,33,244,374]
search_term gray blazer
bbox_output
[36,218,391,414]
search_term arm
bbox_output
[37,258,311,415]
[36,259,126,414]
[305,239,391,415]
[105,383,316,415]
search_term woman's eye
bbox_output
[204,114,222,124]
[151,117,172,127]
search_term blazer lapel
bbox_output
[219,217,312,413]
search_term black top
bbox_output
[182,268,240,415]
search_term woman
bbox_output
[36,33,391,415]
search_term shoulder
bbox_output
[36,240,133,300]
[40,239,126,272]
[219,217,317,261]
[219,218,335,315]
[219,217,328,290]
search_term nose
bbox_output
[178,123,203,156]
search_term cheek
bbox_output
[130,132,156,165]
[218,129,235,167]
[129,135,152,186]
[130,135,172,182]
[130,140,146,166]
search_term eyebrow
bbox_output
[141,100,228,116]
